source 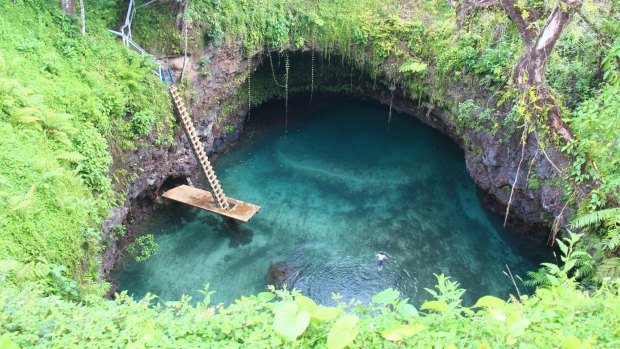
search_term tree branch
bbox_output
[535,0,583,57]
[499,0,535,46]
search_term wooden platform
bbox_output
[162,185,260,222]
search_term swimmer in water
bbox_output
[376,251,388,271]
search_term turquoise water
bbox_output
[113,99,549,306]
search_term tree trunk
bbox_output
[59,0,75,15]
[180,19,189,82]
[79,0,85,35]
[505,0,583,141]
[175,0,190,30]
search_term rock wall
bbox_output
[361,86,571,242]
[100,44,257,292]
[101,42,572,293]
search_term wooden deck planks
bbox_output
[162,185,260,222]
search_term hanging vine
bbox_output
[268,51,286,88]
[310,48,315,103]
[284,51,289,134]
[387,84,395,132]
[349,49,354,93]
[246,64,252,121]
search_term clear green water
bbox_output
[114,100,549,306]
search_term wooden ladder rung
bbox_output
[170,85,230,210]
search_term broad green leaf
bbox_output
[372,288,400,304]
[0,337,20,349]
[312,305,341,322]
[296,295,318,314]
[327,315,359,349]
[489,308,507,322]
[462,307,476,316]
[563,259,577,272]
[473,296,505,309]
[507,314,531,338]
[562,334,591,349]
[557,239,568,255]
[420,300,448,313]
[397,303,418,318]
[381,324,426,341]
[273,302,311,341]
[257,292,275,303]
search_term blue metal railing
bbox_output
[109,0,170,84]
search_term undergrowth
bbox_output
[0,0,174,288]
[1,236,619,348]
[0,0,619,347]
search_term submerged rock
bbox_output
[267,261,302,288]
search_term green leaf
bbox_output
[257,292,275,303]
[312,305,341,322]
[0,337,20,349]
[507,314,531,338]
[327,315,359,349]
[372,288,400,304]
[296,295,318,314]
[397,303,419,318]
[562,334,591,349]
[563,259,577,273]
[473,296,505,309]
[420,300,448,313]
[557,239,568,255]
[381,324,426,341]
[273,302,311,341]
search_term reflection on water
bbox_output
[113,100,550,306]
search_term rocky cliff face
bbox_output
[101,42,571,292]
[100,44,256,290]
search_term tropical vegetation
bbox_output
[1,0,619,347]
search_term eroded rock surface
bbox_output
[102,43,574,292]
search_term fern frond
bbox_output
[56,151,86,164]
[398,60,427,74]
[572,208,620,229]
[524,268,551,287]
[0,259,23,273]
[13,106,43,129]
[8,185,36,213]
[574,259,595,279]
[593,258,620,284]
[602,228,620,251]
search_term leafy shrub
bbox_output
[112,224,126,238]
[0,0,173,282]
[198,57,211,77]
[0,266,619,348]
[130,109,157,136]
[127,234,159,262]
[71,124,113,200]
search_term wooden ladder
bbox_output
[169,85,230,210]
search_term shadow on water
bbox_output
[113,95,552,306]
[220,218,254,248]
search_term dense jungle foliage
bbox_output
[1,0,620,347]
[0,0,174,292]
